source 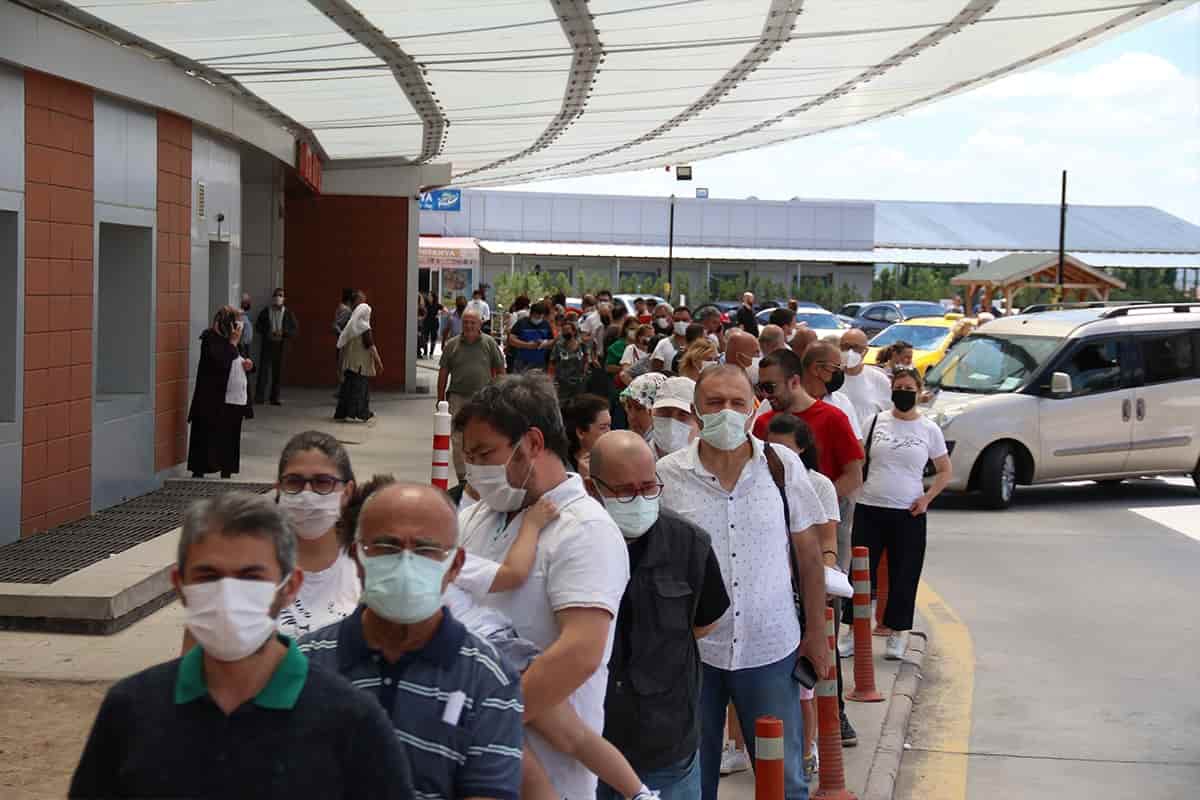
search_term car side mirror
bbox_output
[1050,371,1072,395]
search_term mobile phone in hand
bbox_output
[792,656,818,690]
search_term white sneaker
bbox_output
[885,631,907,661]
[838,628,855,658]
[719,745,751,775]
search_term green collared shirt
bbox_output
[174,635,309,710]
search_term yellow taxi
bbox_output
[866,313,971,377]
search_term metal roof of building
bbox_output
[29,0,1185,185]
[875,200,1200,253]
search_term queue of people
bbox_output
[86,285,952,800]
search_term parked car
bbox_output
[837,301,869,326]
[843,301,946,336]
[612,293,668,318]
[756,307,847,339]
[865,314,963,376]
[921,303,1200,509]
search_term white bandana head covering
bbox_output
[621,372,669,409]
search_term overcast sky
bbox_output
[502,3,1200,225]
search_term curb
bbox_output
[861,630,928,800]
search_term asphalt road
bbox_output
[897,476,1200,800]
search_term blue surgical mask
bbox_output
[699,409,750,451]
[359,547,454,624]
[603,495,660,539]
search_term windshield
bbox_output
[899,303,945,318]
[870,324,948,350]
[926,334,1061,394]
[795,312,841,330]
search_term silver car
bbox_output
[921,303,1200,508]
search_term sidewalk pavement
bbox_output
[0,383,929,800]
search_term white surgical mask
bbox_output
[182,576,287,662]
[359,547,454,625]
[699,409,750,451]
[603,495,660,539]
[674,321,689,336]
[277,490,342,540]
[745,355,762,387]
[844,350,864,370]
[652,417,694,454]
[786,328,797,342]
[466,441,532,512]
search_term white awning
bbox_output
[38,0,1180,185]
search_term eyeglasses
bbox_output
[358,540,456,561]
[279,473,346,495]
[592,477,664,503]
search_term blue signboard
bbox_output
[419,188,462,212]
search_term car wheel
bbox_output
[977,443,1017,510]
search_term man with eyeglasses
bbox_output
[299,479,524,800]
[838,328,892,432]
[587,431,729,800]
[72,493,414,799]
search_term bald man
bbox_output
[588,431,729,799]
[724,329,762,385]
[838,328,891,431]
[759,324,786,357]
[735,292,758,337]
[789,326,818,360]
[299,478,524,800]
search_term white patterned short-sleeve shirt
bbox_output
[657,438,823,671]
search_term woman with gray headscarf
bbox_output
[187,305,253,478]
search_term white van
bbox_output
[921,303,1200,508]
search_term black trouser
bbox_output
[851,504,928,632]
[256,338,284,403]
[335,370,371,420]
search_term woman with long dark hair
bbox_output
[186,305,253,478]
[854,367,952,660]
[561,393,612,478]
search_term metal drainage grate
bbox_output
[0,479,274,584]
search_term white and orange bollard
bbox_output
[431,400,452,490]
[815,607,857,799]
[847,546,884,703]
[754,716,785,800]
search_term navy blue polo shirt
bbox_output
[300,607,523,800]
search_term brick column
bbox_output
[155,112,192,471]
[21,71,94,536]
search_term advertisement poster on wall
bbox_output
[418,237,480,305]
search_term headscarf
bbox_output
[337,303,372,350]
[621,372,669,409]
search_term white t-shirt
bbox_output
[458,475,630,800]
[652,335,683,368]
[445,553,513,641]
[276,550,360,638]
[808,468,841,524]
[826,390,863,440]
[467,298,491,322]
[859,413,948,510]
[841,368,892,431]
[224,358,247,406]
[620,344,648,366]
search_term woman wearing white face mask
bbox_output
[650,376,700,458]
[272,431,361,638]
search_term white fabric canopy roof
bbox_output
[49,0,1186,184]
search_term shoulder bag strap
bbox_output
[862,412,881,482]
[765,444,805,631]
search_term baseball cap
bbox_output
[653,376,696,414]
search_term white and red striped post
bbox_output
[431,400,452,490]
[847,546,884,703]
[815,607,857,799]
[754,716,785,800]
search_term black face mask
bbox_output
[824,369,845,395]
[892,389,918,412]
[563,332,574,340]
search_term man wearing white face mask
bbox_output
[651,377,700,458]
[455,373,630,800]
[651,305,692,372]
[299,480,524,800]
[72,493,413,799]
[838,328,892,431]
[588,431,730,800]
[656,365,828,800]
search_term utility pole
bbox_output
[667,194,676,302]
[1057,170,1067,302]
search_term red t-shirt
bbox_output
[753,400,865,482]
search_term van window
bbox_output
[1062,339,1123,396]
[1136,332,1197,384]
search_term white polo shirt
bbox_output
[458,474,629,800]
[826,390,864,440]
[657,438,823,671]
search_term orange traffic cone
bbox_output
[815,606,857,799]
[847,546,883,703]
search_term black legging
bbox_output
[851,504,928,632]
